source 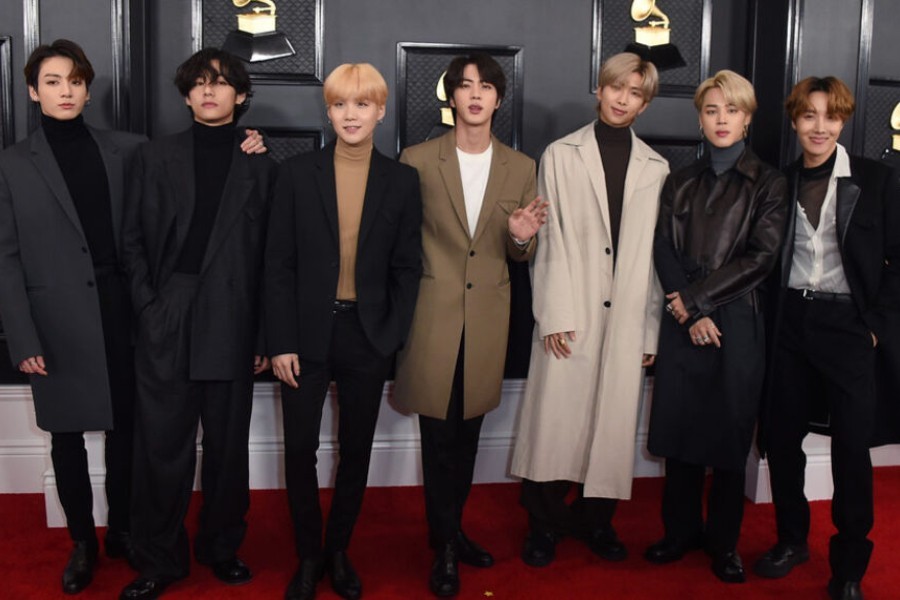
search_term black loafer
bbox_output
[828,579,864,600]
[211,557,253,585]
[711,551,746,583]
[644,536,703,564]
[62,540,98,594]
[586,527,627,562]
[753,542,809,579]
[455,530,493,568]
[119,577,173,600]
[285,558,324,600]
[521,530,558,567]
[429,543,459,597]
[328,551,362,600]
[105,530,139,569]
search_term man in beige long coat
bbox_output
[394,53,547,598]
[510,53,669,568]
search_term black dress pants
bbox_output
[766,292,876,582]
[281,306,390,559]
[418,338,485,548]
[51,266,134,544]
[519,479,618,537]
[131,274,253,580]
[660,458,745,556]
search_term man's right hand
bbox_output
[19,355,48,376]
[543,331,576,359]
[271,353,300,388]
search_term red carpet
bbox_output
[3,469,900,599]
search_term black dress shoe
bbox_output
[586,527,627,562]
[285,558,324,600]
[62,540,98,594]
[828,579,864,600]
[711,551,746,583]
[753,542,809,579]
[429,543,459,597]
[328,551,362,600]
[521,530,558,567]
[210,557,253,585]
[644,536,703,564]
[105,530,139,570]
[455,530,493,568]
[119,577,173,600]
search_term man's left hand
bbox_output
[508,196,549,243]
[240,129,268,155]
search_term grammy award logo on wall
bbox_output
[625,0,685,70]
[222,0,296,63]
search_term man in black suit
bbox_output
[120,48,276,599]
[265,63,422,600]
[754,76,900,600]
[0,39,145,595]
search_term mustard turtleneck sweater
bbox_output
[334,136,373,300]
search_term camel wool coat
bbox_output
[510,122,668,499]
[393,130,536,420]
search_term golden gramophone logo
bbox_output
[222,0,296,63]
[424,71,455,141]
[891,102,900,152]
[624,0,685,70]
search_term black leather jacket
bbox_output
[653,147,788,319]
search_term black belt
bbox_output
[788,288,854,304]
[332,299,358,313]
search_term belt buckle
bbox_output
[801,289,814,300]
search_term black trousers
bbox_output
[519,479,618,538]
[51,266,135,544]
[281,306,390,559]
[418,339,485,548]
[131,274,253,580]
[767,292,876,582]
[660,458,745,556]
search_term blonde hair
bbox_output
[598,52,659,102]
[323,63,388,106]
[694,70,757,115]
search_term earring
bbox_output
[699,125,705,140]
[743,124,749,138]
[378,118,384,124]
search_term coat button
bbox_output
[603,300,611,307]
[605,247,611,255]
[466,283,473,289]
[469,250,476,257]
[87,281,95,288]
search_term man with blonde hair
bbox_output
[510,52,669,567]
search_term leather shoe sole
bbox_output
[753,543,809,579]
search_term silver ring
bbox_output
[702,336,711,343]
[694,336,702,343]
[665,303,674,313]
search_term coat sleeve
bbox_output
[652,174,692,295]
[264,161,301,357]
[682,172,789,317]
[531,148,577,338]
[866,163,900,341]
[387,167,424,350]
[255,158,278,357]
[121,145,157,314]
[0,163,43,365]
[506,159,538,262]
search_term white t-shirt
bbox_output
[456,143,493,237]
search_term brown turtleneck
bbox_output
[335,137,373,300]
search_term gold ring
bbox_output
[559,338,567,345]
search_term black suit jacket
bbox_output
[761,149,900,448]
[265,142,422,363]
[122,128,277,380]
[0,126,145,431]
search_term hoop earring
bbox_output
[699,125,705,140]
[743,124,749,138]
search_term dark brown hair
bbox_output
[174,48,252,119]
[24,39,95,89]
[443,53,507,105]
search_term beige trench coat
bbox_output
[393,131,536,420]
[510,122,668,499]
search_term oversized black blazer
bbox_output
[264,142,423,363]
[0,126,145,432]
[760,150,900,449]
[122,128,277,380]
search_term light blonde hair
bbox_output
[323,63,388,106]
[598,52,659,102]
[694,70,757,115]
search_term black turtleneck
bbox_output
[175,121,235,274]
[42,113,117,267]
[708,139,745,176]
[798,148,837,230]
[594,119,632,260]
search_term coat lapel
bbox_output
[781,168,800,285]
[357,148,389,249]
[437,130,470,237]
[471,135,509,246]
[28,129,86,240]
[166,130,196,258]
[835,177,861,248]
[622,130,648,210]
[199,140,254,276]
[88,127,125,249]
[314,142,340,246]
[576,123,612,243]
